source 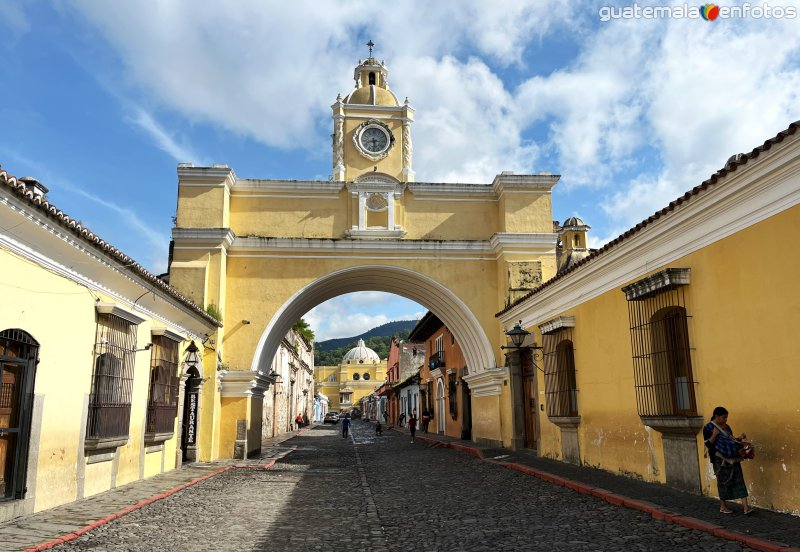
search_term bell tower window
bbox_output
[369,72,376,85]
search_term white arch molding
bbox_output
[249,265,495,379]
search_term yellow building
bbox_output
[315,340,387,414]
[168,49,557,454]
[0,171,218,522]
[497,121,800,514]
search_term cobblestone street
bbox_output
[49,422,755,552]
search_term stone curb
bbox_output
[23,458,281,551]
[410,433,799,552]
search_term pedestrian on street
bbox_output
[296,413,304,430]
[375,421,383,436]
[703,406,753,515]
[408,412,417,443]
[342,414,351,438]
[421,410,430,433]
[398,412,406,428]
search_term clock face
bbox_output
[360,126,390,153]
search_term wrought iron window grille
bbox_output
[541,326,579,418]
[624,280,697,417]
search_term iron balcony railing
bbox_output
[429,350,445,369]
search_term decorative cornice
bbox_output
[151,327,185,342]
[490,233,558,254]
[233,179,344,195]
[492,173,560,194]
[462,366,507,397]
[171,227,236,248]
[622,268,690,301]
[218,370,272,399]
[408,182,495,197]
[539,316,576,335]
[177,164,237,191]
[228,237,492,255]
[96,302,147,325]
[345,228,407,239]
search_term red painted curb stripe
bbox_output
[435,444,795,552]
[24,461,282,551]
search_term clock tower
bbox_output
[332,45,414,184]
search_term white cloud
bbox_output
[52,2,800,259]
[303,293,424,341]
[126,108,207,164]
[0,1,30,43]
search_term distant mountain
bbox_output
[316,320,419,351]
[314,320,419,366]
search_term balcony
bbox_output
[429,350,445,369]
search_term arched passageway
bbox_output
[250,265,495,379]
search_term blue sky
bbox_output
[1,1,799,340]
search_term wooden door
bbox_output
[521,351,538,450]
[0,362,23,498]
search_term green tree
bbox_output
[293,318,315,343]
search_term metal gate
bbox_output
[521,350,538,450]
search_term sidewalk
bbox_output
[389,423,800,552]
[0,427,310,552]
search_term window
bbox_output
[541,324,578,418]
[623,268,696,417]
[86,312,137,442]
[353,373,360,381]
[328,374,336,382]
[145,335,180,439]
[448,373,457,419]
[363,373,370,381]
[368,72,376,85]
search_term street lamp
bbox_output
[505,321,530,348]
[503,321,541,451]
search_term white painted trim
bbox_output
[218,370,272,399]
[408,183,495,197]
[230,194,340,200]
[499,134,800,328]
[151,327,185,343]
[223,254,495,261]
[249,265,497,385]
[462,366,507,397]
[171,228,235,247]
[0,197,212,339]
[233,180,344,194]
[96,303,147,325]
[412,197,499,203]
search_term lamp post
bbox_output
[181,341,202,463]
[504,321,535,452]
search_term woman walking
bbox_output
[703,406,753,515]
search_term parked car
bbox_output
[323,412,340,424]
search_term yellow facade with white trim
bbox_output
[499,125,800,514]
[169,55,559,454]
[0,172,217,521]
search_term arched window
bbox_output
[86,312,137,442]
[145,335,180,439]
[368,72,376,85]
[649,306,695,415]
[622,269,696,417]
[542,326,578,418]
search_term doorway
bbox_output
[0,329,38,501]
[521,349,538,450]
[460,378,472,440]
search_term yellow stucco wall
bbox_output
[532,203,800,513]
[0,248,201,512]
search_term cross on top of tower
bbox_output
[367,40,374,57]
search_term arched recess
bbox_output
[249,265,495,380]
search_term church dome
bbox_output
[563,216,586,227]
[342,339,380,364]
[344,85,399,106]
